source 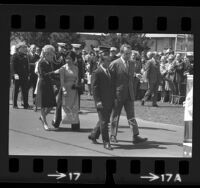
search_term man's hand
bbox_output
[14,74,19,80]
[136,73,142,79]
[96,102,103,109]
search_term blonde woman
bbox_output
[35,45,57,130]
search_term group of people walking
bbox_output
[10,41,193,151]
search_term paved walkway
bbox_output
[9,104,184,157]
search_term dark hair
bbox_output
[66,51,76,61]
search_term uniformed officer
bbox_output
[51,43,69,128]
[52,42,69,95]
[11,43,30,109]
[71,44,86,111]
[90,46,110,87]
[27,44,40,107]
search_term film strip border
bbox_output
[2,5,197,32]
[6,157,191,183]
[0,4,200,184]
[11,14,191,31]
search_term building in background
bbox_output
[146,34,193,55]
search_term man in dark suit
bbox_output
[88,48,114,150]
[71,44,86,111]
[141,52,162,107]
[27,44,40,107]
[109,44,148,144]
[12,44,30,109]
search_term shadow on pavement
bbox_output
[118,126,177,132]
[112,143,166,150]
[112,140,182,150]
[79,111,96,115]
[156,105,183,108]
[55,127,93,133]
[111,140,182,150]
[139,127,177,132]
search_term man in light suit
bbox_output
[88,47,115,150]
[109,44,148,144]
[141,52,162,107]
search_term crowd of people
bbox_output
[10,41,193,150]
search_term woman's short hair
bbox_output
[42,45,55,53]
[66,51,76,62]
[41,45,55,58]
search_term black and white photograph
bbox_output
[9,32,193,157]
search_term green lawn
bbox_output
[80,94,184,126]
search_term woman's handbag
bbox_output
[71,83,84,95]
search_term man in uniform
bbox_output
[71,44,85,112]
[11,43,30,109]
[51,43,69,128]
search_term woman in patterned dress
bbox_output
[51,51,80,125]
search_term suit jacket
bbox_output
[11,53,29,80]
[76,53,85,82]
[92,66,115,110]
[146,58,161,84]
[109,57,135,101]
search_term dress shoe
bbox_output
[39,116,49,131]
[13,105,19,109]
[51,120,59,128]
[43,124,50,131]
[141,99,145,106]
[103,142,113,150]
[88,135,98,144]
[110,135,118,143]
[132,135,148,144]
[152,104,158,107]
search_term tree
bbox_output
[10,32,86,50]
[89,33,150,53]
[10,32,50,48]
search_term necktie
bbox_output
[106,69,110,78]
[125,61,129,73]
